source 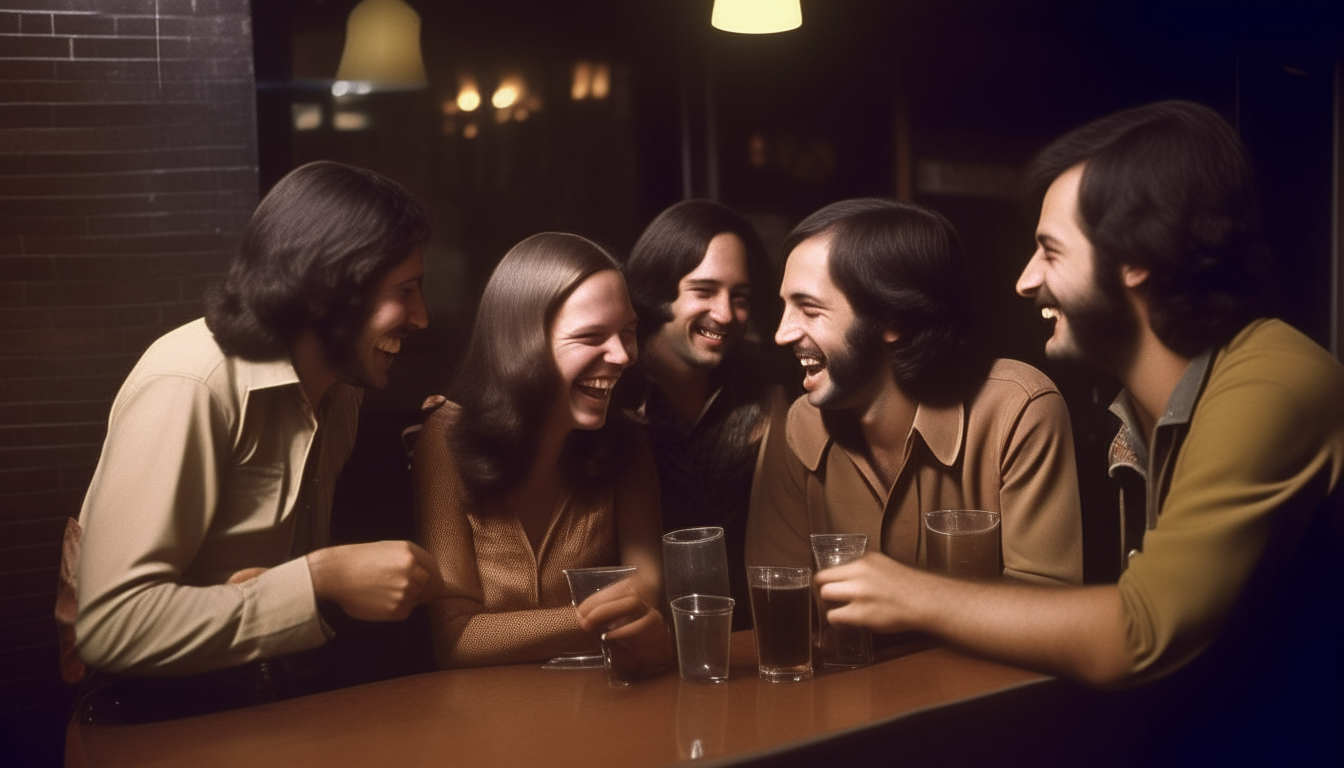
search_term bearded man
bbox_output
[814,102,1344,763]
[746,198,1083,586]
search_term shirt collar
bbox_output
[234,354,303,393]
[1106,346,1215,474]
[1157,346,1214,429]
[786,396,965,472]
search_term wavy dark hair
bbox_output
[1027,100,1274,357]
[623,199,779,343]
[205,161,430,361]
[782,198,990,404]
[448,232,635,499]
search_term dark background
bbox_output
[2,1,1340,765]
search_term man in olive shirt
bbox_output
[746,198,1083,585]
[71,162,446,722]
[816,102,1343,761]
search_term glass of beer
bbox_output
[746,565,813,682]
[924,509,1001,580]
[810,533,873,669]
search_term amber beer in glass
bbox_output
[924,510,1001,580]
[747,566,812,682]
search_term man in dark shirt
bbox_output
[619,200,789,625]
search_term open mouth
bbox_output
[373,335,403,369]
[692,320,729,344]
[575,377,617,400]
[794,350,825,378]
[1040,306,1059,322]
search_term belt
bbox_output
[75,658,286,726]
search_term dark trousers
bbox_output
[73,647,336,726]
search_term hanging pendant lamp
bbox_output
[334,0,428,91]
[711,0,802,34]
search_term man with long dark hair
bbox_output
[68,161,444,722]
[619,200,789,625]
[747,198,1083,584]
[815,102,1344,762]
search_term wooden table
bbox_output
[66,633,1050,767]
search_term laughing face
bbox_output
[776,234,888,410]
[335,247,428,390]
[649,232,751,371]
[550,269,638,431]
[1016,164,1138,373]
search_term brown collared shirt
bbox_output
[746,359,1083,584]
[414,403,664,668]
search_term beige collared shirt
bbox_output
[74,319,360,676]
[746,358,1083,584]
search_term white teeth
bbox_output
[578,377,616,392]
[797,355,822,368]
[696,328,724,340]
[1041,307,1058,321]
[375,336,401,354]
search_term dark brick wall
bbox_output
[0,0,259,745]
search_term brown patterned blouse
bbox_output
[413,403,663,668]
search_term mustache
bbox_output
[791,341,826,363]
[693,317,731,334]
[1034,283,1059,309]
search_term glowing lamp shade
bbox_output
[711,0,802,34]
[335,0,428,90]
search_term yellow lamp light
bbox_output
[334,0,428,90]
[711,0,802,34]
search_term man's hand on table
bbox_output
[575,578,673,666]
[816,551,1135,686]
[307,541,449,621]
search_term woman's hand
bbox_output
[574,578,672,668]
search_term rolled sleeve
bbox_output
[1118,373,1341,679]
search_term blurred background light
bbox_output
[456,80,481,112]
[291,103,322,131]
[492,76,524,110]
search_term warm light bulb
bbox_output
[492,85,518,109]
[492,77,524,110]
[457,82,481,112]
[711,0,802,34]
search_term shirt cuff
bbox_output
[239,556,328,656]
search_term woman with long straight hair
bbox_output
[413,233,669,669]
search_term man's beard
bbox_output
[811,316,887,409]
[321,316,382,391]
[1039,277,1139,375]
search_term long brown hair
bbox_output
[206,161,429,360]
[447,232,633,498]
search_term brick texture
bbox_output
[0,2,259,715]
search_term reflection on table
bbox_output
[67,631,1049,768]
